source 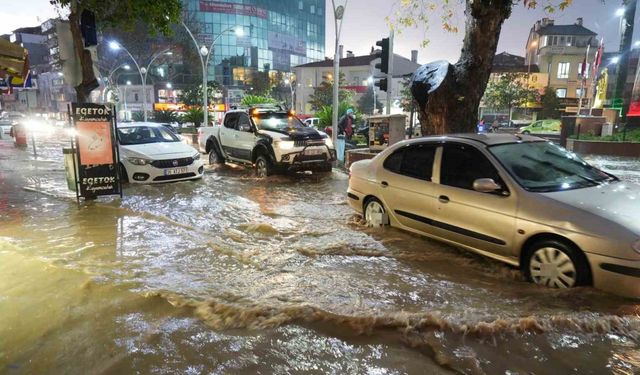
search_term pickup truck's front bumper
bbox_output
[277,144,336,172]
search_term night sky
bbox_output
[1,0,637,64]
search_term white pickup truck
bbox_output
[197,106,336,177]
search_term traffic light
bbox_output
[375,78,388,92]
[375,38,390,74]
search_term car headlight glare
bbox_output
[193,152,201,160]
[324,137,334,148]
[276,140,295,150]
[632,239,640,254]
[126,157,151,165]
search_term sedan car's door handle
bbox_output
[438,195,450,203]
[381,181,389,188]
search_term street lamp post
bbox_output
[140,49,173,119]
[102,63,131,102]
[124,80,132,115]
[109,41,147,120]
[284,78,295,110]
[181,21,243,127]
[331,0,348,146]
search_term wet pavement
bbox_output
[1,132,639,374]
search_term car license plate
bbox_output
[304,148,323,156]
[164,167,188,176]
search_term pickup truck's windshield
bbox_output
[489,141,616,192]
[252,112,305,132]
[118,126,180,145]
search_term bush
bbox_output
[241,95,276,106]
[181,107,204,128]
[317,102,361,127]
[131,111,145,121]
[153,110,178,124]
[570,127,640,143]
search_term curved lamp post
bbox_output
[101,63,131,103]
[181,21,243,127]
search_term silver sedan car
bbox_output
[347,134,640,298]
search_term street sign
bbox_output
[71,103,122,200]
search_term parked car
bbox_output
[117,122,204,183]
[347,133,640,298]
[303,117,320,129]
[519,119,561,134]
[0,118,13,136]
[198,105,336,177]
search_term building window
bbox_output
[577,63,589,78]
[556,88,567,98]
[566,36,575,46]
[576,88,583,97]
[298,1,303,10]
[557,62,570,79]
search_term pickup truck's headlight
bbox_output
[275,140,295,150]
[324,137,334,148]
[126,157,151,165]
[632,239,640,254]
[192,152,201,160]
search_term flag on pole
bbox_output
[592,38,604,78]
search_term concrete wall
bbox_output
[566,139,640,157]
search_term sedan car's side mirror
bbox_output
[473,178,502,193]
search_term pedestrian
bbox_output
[477,119,485,133]
[491,120,499,133]
[338,108,355,140]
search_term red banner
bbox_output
[199,1,268,19]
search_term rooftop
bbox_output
[536,23,596,37]
[492,52,539,73]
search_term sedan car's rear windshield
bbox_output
[118,126,180,145]
[252,112,305,132]
[489,141,615,192]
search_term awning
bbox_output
[0,38,29,79]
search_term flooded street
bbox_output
[1,133,639,374]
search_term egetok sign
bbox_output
[71,103,122,199]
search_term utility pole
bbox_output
[614,0,637,118]
[331,0,347,146]
[386,30,394,115]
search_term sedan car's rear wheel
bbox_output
[522,130,530,135]
[364,197,387,227]
[523,240,591,288]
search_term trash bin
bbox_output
[63,147,77,191]
[336,135,346,163]
[11,124,28,147]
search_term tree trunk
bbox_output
[414,0,512,134]
[68,6,99,103]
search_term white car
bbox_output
[199,106,335,177]
[0,119,12,137]
[117,122,204,183]
[303,117,320,129]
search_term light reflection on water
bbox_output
[0,135,639,374]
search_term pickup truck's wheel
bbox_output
[209,147,224,165]
[255,155,273,178]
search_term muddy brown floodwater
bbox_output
[1,133,639,374]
